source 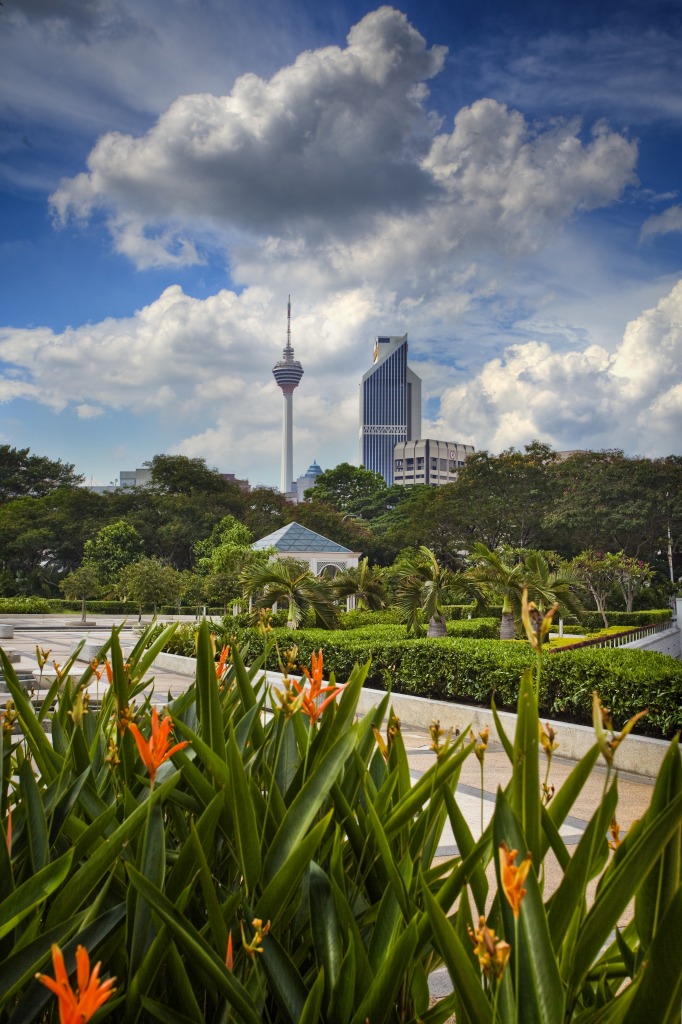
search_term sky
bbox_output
[1,0,681,489]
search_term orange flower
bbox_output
[293,650,346,724]
[499,841,532,918]
[5,802,11,855]
[216,644,231,681]
[127,706,189,785]
[36,943,116,1024]
[104,660,113,685]
[225,932,234,971]
[468,916,512,979]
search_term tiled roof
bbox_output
[252,521,354,554]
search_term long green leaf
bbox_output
[0,850,74,941]
[308,861,344,1004]
[225,723,262,892]
[421,877,493,1024]
[299,968,325,1024]
[263,728,356,885]
[129,801,166,972]
[19,759,48,874]
[46,773,180,927]
[0,648,63,781]
[634,736,681,950]
[125,864,261,1024]
[195,619,226,759]
[571,789,682,989]
[258,927,309,1024]
[623,887,682,1023]
[511,668,541,862]
[384,739,473,837]
[493,789,565,1024]
[255,812,333,927]
[349,919,419,1024]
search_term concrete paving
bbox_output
[0,614,666,1004]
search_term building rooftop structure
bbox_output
[252,521,354,554]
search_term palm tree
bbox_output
[333,557,387,612]
[239,558,339,630]
[465,543,583,639]
[395,546,469,638]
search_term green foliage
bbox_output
[2,623,681,1022]
[117,557,184,612]
[580,609,671,628]
[83,519,144,587]
[240,558,339,629]
[0,444,83,503]
[0,596,53,613]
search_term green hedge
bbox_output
[151,619,681,739]
[46,599,139,614]
[580,609,671,629]
[0,596,53,613]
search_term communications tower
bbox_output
[272,297,304,494]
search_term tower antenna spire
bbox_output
[272,296,304,494]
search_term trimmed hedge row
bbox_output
[151,619,681,739]
[580,609,672,628]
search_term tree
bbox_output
[306,463,388,515]
[570,550,653,625]
[239,558,339,629]
[147,454,236,497]
[394,546,466,637]
[117,557,183,615]
[59,563,103,623]
[0,445,83,504]
[84,520,144,587]
[464,544,583,639]
[333,558,387,611]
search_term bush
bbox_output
[152,622,682,739]
[46,599,140,614]
[0,595,52,613]
[580,609,671,629]
[337,607,404,628]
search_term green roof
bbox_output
[252,521,354,554]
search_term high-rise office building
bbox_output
[359,334,421,485]
[272,297,303,494]
[393,439,474,486]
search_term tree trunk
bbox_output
[81,596,87,624]
[427,616,447,638]
[499,611,516,640]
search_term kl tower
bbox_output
[272,296,304,494]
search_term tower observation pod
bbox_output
[272,296,304,494]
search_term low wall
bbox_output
[626,626,681,659]
[354,687,672,778]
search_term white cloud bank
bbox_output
[49,7,637,274]
[434,279,682,456]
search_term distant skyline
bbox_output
[1,0,681,487]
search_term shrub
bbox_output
[2,623,681,1022]
[0,595,52,613]
[580,608,671,629]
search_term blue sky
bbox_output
[1,0,681,488]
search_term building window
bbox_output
[416,456,425,468]
[395,459,403,469]
[430,457,438,470]
[406,458,414,468]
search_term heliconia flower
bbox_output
[36,646,51,670]
[36,943,116,1024]
[468,916,512,979]
[521,589,559,651]
[240,918,270,958]
[539,721,559,760]
[90,659,104,682]
[127,706,189,786]
[293,650,346,724]
[216,644,231,681]
[470,726,490,765]
[592,693,647,767]
[225,932,234,972]
[499,841,532,918]
[608,816,622,851]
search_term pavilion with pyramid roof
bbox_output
[252,521,360,578]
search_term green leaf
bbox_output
[634,736,681,950]
[46,773,180,927]
[0,648,62,782]
[493,788,565,1024]
[125,864,260,1024]
[443,786,488,915]
[299,968,325,1024]
[308,861,343,1003]
[328,945,356,1024]
[258,927,309,1024]
[172,717,230,789]
[622,887,682,1023]
[511,668,541,862]
[129,801,166,973]
[195,619,226,759]
[491,695,514,761]
[263,728,356,885]
[19,759,48,874]
[383,739,472,838]
[349,919,419,1024]
[255,812,333,928]
[546,777,618,953]
[139,998,200,1024]
[225,724,261,892]
[0,849,74,941]
[421,877,493,1024]
[571,789,682,990]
